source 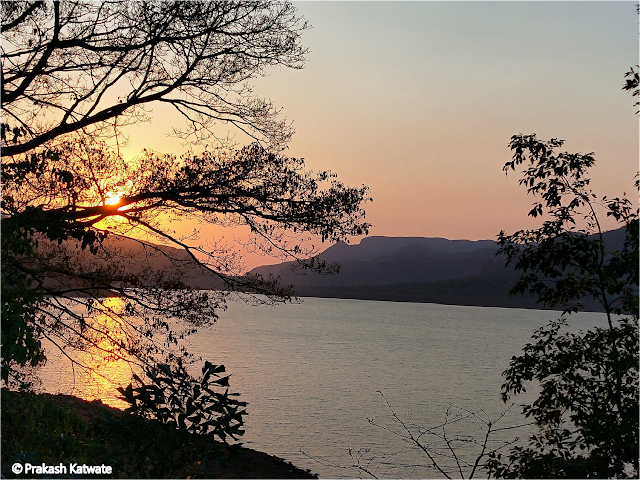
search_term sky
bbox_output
[121,2,639,270]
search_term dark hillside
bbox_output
[249,228,628,311]
[251,237,500,287]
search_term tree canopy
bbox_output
[1,0,308,155]
[1,0,370,404]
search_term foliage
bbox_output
[487,119,639,476]
[497,134,637,317]
[118,361,246,443]
[112,361,246,477]
[1,228,45,386]
[1,1,370,391]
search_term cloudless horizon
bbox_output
[118,2,639,270]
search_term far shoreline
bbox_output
[55,282,610,314]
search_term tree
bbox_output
[1,0,370,410]
[1,0,308,154]
[339,392,526,480]
[485,70,639,477]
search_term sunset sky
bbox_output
[121,2,639,269]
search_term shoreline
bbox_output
[2,389,317,479]
[290,290,607,313]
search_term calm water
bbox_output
[38,297,610,478]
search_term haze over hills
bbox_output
[43,234,226,291]
[98,235,223,289]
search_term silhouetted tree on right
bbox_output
[486,68,639,478]
[317,67,639,480]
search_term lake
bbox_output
[38,297,610,478]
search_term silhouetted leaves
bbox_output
[490,128,639,478]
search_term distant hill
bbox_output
[250,236,501,287]
[249,228,629,312]
[40,234,226,291]
[97,235,225,289]
[47,228,627,311]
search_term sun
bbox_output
[104,193,122,206]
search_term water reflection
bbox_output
[41,297,141,409]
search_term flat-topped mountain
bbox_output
[250,236,502,288]
[248,228,628,311]
[317,236,496,262]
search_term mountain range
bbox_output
[249,228,628,312]
[51,228,627,312]
[251,236,500,287]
